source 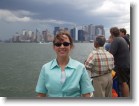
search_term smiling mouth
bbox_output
[59,50,66,53]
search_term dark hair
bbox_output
[110,27,120,37]
[53,29,74,47]
[95,35,106,47]
[119,28,127,35]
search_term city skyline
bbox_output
[9,24,105,43]
[0,0,132,40]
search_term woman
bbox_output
[35,30,94,97]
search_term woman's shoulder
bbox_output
[70,58,84,67]
[42,59,56,69]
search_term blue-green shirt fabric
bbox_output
[36,58,94,97]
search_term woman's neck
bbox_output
[57,56,69,67]
[57,57,69,71]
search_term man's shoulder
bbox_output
[105,51,113,56]
[91,49,98,54]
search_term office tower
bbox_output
[70,27,78,41]
[53,27,60,36]
[78,29,84,42]
[88,24,95,40]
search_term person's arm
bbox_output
[36,65,48,96]
[37,93,47,97]
[84,52,94,72]
[85,67,93,71]
[80,67,94,97]
[109,39,118,56]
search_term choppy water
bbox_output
[0,43,93,97]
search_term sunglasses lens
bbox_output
[54,43,62,47]
[54,42,71,47]
[63,42,70,46]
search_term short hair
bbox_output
[110,27,120,37]
[95,35,106,47]
[119,28,127,35]
[53,29,74,47]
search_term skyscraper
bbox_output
[53,27,60,36]
[78,29,84,42]
[70,27,78,41]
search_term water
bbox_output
[0,43,93,97]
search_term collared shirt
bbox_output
[85,47,114,77]
[36,58,94,97]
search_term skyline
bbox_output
[0,0,133,40]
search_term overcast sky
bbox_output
[0,0,133,40]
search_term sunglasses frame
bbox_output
[54,42,71,47]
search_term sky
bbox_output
[0,0,133,40]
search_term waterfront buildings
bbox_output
[10,24,105,43]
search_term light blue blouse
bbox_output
[36,58,94,97]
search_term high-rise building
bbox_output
[70,27,78,41]
[53,27,60,36]
[88,24,95,40]
[28,30,33,38]
[42,29,48,42]
[78,29,84,41]
[87,24,105,41]
[95,25,105,36]
[22,29,26,36]
[70,29,75,41]
[83,25,89,41]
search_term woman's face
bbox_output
[53,35,72,58]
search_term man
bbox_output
[110,27,130,97]
[85,35,114,97]
[119,28,130,50]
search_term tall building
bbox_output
[22,29,26,36]
[42,29,48,42]
[88,24,95,40]
[53,27,60,36]
[83,25,89,41]
[70,29,75,41]
[87,24,105,41]
[70,27,78,41]
[95,25,105,36]
[78,29,84,41]
[75,27,78,41]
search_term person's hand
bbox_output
[82,93,91,97]
[37,93,46,97]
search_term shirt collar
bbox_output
[66,57,76,69]
[95,47,105,50]
[50,57,76,70]
[50,59,58,70]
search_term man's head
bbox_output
[119,28,127,37]
[94,35,106,48]
[110,27,120,37]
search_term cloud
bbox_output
[90,0,130,16]
[13,10,36,17]
[0,9,75,25]
[0,0,131,40]
[0,9,31,22]
[31,19,75,26]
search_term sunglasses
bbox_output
[54,42,71,47]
